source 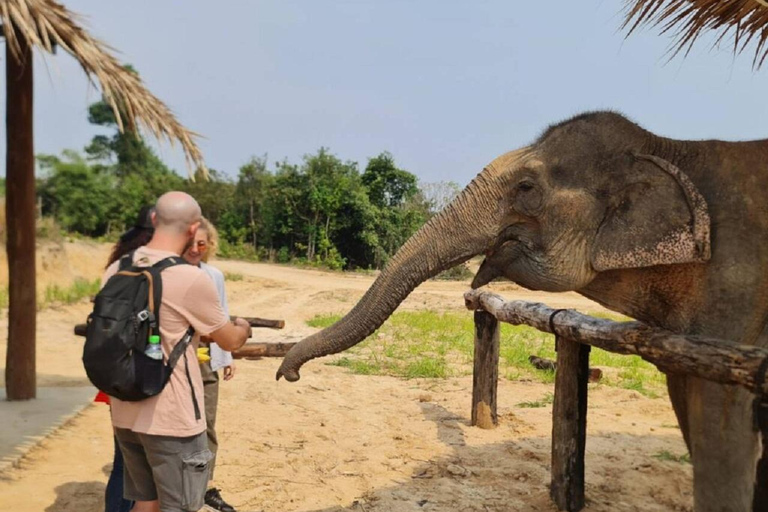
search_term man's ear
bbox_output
[189,221,201,237]
[591,154,711,272]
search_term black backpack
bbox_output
[82,252,200,418]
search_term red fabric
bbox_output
[94,391,111,404]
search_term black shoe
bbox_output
[205,487,237,512]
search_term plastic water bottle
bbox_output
[145,335,163,360]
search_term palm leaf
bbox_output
[0,0,206,174]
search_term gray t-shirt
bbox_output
[200,261,234,371]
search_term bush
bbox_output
[224,272,243,281]
[218,239,259,261]
[433,263,473,282]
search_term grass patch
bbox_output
[517,392,555,408]
[307,313,342,329]
[223,272,244,282]
[42,278,100,307]
[653,450,691,464]
[307,309,667,395]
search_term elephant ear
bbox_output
[591,153,711,272]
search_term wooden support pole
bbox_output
[5,36,36,400]
[471,310,499,429]
[550,338,590,512]
[464,290,768,396]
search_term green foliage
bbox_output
[223,272,243,282]
[433,263,474,281]
[653,451,691,464]
[38,151,115,235]
[34,64,437,271]
[307,310,668,395]
[42,278,101,307]
[517,392,555,408]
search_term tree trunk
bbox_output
[5,36,36,400]
[249,199,257,248]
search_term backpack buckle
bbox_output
[137,310,150,322]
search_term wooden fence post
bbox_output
[550,338,590,511]
[472,310,499,429]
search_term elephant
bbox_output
[277,111,768,511]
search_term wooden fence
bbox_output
[464,289,768,512]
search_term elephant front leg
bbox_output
[754,400,768,511]
[687,378,759,512]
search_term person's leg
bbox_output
[114,428,159,512]
[129,501,160,512]
[200,361,235,511]
[141,431,211,512]
[200,359,219,479]
[105,435,135,512]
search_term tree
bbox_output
[362,152,418,208]
[361,153,431,268]
[420,180,461,214]
[236,156,273,249]
[38,151,114,235]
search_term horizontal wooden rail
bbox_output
[74,316,284,337]
[464,289,768,395]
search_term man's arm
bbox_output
[208,318,251,351]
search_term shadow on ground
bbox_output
[46,480,104,512]
[235,402,692,512]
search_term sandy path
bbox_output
[0,257,692,512]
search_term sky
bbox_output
[3,0,768,186]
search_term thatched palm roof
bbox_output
[624,0,768,67]
[0,0,205,171]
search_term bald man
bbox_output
[103,192,252,512]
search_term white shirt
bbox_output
[200,261,234,372]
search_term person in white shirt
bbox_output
[182,217,237,512]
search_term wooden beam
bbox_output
[5,34,36,400]
[471,310,499,429]
[464,290,768,396]
[232,341,297,359]
[550,339,589,511]
[74,316,285,337]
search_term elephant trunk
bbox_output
[276,150,525,382]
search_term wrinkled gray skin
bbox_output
[277,112,768,511]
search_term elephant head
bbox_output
[277,111,711,382]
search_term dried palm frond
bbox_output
[623,0,768,68]
[0,0,206,174]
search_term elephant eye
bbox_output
[517,181,535,192]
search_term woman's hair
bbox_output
[198,216,219,263]
[106,228,154,268]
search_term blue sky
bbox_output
[4,0,767,186]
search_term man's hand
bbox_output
[223,363,236,381]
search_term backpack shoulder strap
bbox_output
[151,256,188,273]
[118,251,136,271]
[167,326,196,369]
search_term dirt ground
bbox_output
[0,241,693,512]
